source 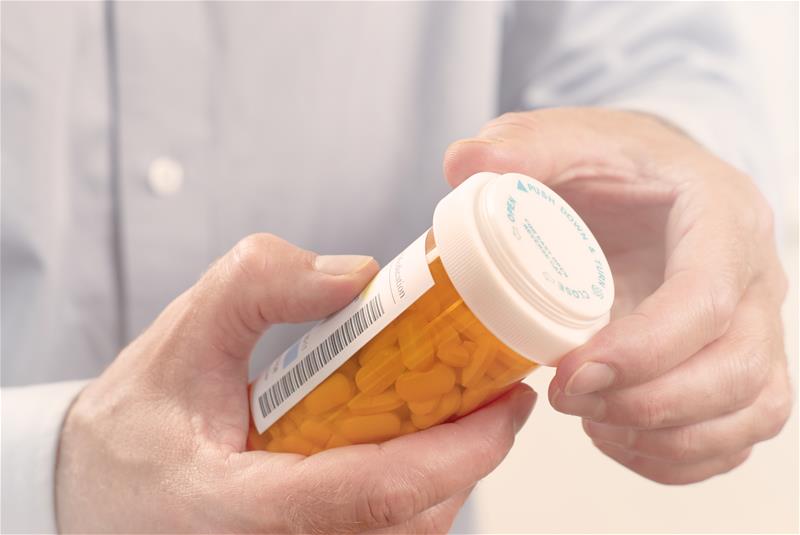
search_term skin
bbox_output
[56,107,792,532]
[55,233,536,533]
[444,107,793,485]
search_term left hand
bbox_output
[443,107,792,484]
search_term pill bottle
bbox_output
[248,171,614,454]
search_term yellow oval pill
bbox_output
[338,413,402,443]
[395,363,456,402]
[436,340,471,368]
[347,389,404,415]
[411,387,461,429]
[461,341,496,388]
[448,303,485,341]
[457,378,495,416]
[408,396,440,415]
[303,373,355,416]
[399,420,418,435]
[325,433,352,449]
[338,357,361,378]
[299,419,333,446]
[433,325,460,347]
[485,358,506,379]
[398,316,436,370]
[281,434,315,456]
[358,345,397,367]
[265,438,284,453]
[279,417,298,436]
[355,350,405,395]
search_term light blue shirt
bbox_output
[1,2,768,532]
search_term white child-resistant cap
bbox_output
[432,172,614,366]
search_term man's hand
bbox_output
[55,234,536,533]
[444,107,792,484]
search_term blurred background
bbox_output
[472,2,799,533]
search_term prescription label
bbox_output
[250,232,435,433]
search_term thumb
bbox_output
[175,233,378,375]
[442,108,662,189]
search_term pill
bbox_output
[436,339,471,368]
[300,420,333,446]
[411,387,461,429]
[413,295,441,321]
[303,373,355,415]
[279,417,298,436]
[355,349,406,395]
[448,303,485,341]
[433,324,460,347]
[399,420,418,435]
[491,366,531,388]
[347,389,404,415]
[338,413,402,443]
[398,316,436,370]
[339,357,361,378]
[395,363,456,402]
[325,433,352,449]
[248,429,271,451]
[282,435,315,456]
[287,406,307,427]
[408,396,440,415]
[265,438,284,453]
[461,341,496,388]
[358,346,396,368]
[485,358,506,379]
[362,325,398,354]
[457,378,496,416]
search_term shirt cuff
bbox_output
[1,380,89,534]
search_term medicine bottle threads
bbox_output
[248,172,614,455]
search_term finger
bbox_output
[593,441,753,485]
[551,284,782,427]
[582,361,793,463]
[553,174,766,396]
[442,108,650,189]
[156,233,378,376]
[247,385,535,533]
[368,487,473,535]
[445,109,761,395]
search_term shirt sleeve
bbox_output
[503,2,776,201]
[1,380,89,534]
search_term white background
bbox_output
[474,3,799,532]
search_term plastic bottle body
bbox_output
[247,229,537,454]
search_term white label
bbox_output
[250,232,435,434]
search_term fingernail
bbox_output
[582,420,634,447]
[551,387,606,421]
[512,389,537,433]
[314,255,373,275]
[565,362,616,396]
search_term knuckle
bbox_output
[761,378,793,440]
[230,233,280,280]
[358,474,421,528]
[630,393,669,430]
[725,343,772,407]
[665,426,700,463]
[707,281,738,336]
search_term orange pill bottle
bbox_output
[248,172,614,454]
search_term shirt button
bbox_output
[147,157,184,196]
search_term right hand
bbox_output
[55,233,536,533]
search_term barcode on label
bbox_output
[257,295,385,419]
